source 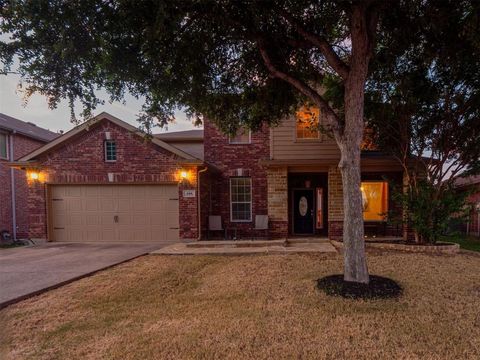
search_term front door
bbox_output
[293,189,315,234]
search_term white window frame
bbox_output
[230,177,253,222]
[104,140,117,162]
[229,129,252,144]
[0,132,9,160]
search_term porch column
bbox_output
[328,166,344,240]
[267,167,288,238]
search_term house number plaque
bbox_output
[183,189,196,198]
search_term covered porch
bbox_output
[263,157,406,241]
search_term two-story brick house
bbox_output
[0,113,58,240]
[203,108,404,240]
[13,110,405,243]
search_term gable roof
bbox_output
[18,112,202,163]
[0,113,59,142]
[155,129,203,142]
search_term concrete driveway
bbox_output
[0,242,164,308]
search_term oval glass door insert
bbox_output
[299,196,308,216]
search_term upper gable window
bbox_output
[0,133,8,160]
[229,128,251,144]
[104,140,117,162]
[296,106,320,140]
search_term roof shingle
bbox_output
[0,113,59,142]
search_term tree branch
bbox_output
[278,9,350,80]
[365,2,381,59]
[256,38,342,133]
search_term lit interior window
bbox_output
[361,181,388,221]
[296,106,320,139]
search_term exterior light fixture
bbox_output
[180,171,188,179]
[29,172,40,181]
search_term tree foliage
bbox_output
[365,0,480,243]
[1,0,353,131]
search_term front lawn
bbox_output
[444,234,480,252]
[1,252,480,359]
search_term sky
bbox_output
[0,70,200,135]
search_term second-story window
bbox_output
[229,128,251,144]
[0,133,8,160]
[296,106,320,140]
[104,140,117,162]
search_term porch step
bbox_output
[186,239,287,248]
[287,237,330,244]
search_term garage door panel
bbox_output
[100,198,115,211]
[117,198,132,212]
[132,214,148,225]
[164,212,179,225]
[150,201,165,211]
[85,199,100,211]
[69,214,84,226]
[166,228,179,242]
[65,186,82,197]
[85,214,100,226]
[50,185,179,243]
[67,199,83,211]
[133,199,148,211]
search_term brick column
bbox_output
[267,167,288,238]
[328,166,344,240]
[179,166,199,241]
[28,180,48,240]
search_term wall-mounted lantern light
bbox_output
[29,171,40,181]
[27,170,44,183]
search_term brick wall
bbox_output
[0,133,46,238]
[27,119,199,240]
[203,119,270,239]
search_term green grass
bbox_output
[443,234,480,252]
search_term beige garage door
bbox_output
[50,185,179,243]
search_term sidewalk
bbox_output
[151,238,338,255]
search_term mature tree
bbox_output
[3,0,472,282]
[365,1,480,243]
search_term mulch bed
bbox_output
[317,274,402,300]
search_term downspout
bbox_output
[197,166,208,240]
[9,131,17,240]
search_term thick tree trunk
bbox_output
[338,79,369,284]
[335,3,372,284]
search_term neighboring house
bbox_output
[455,175,480,237]
[13,110,406,244]
[0,113,58,239]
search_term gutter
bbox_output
[197,166,208,240]
[9,131,16,240]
